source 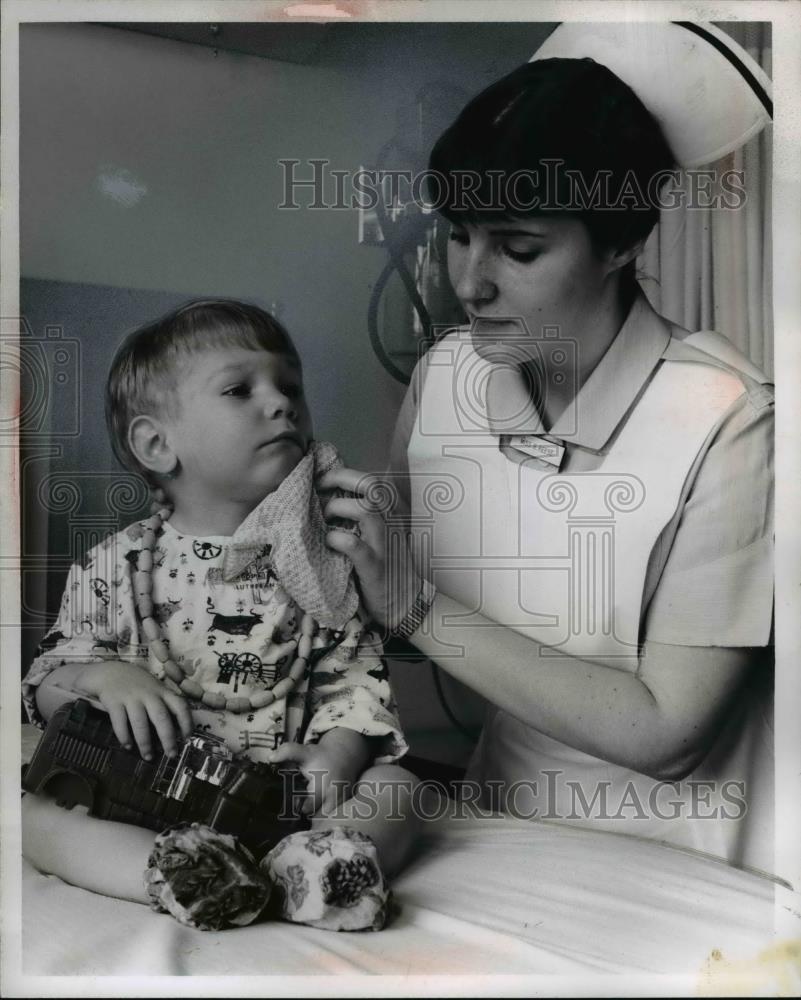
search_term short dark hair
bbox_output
[105,299,299,480]
[428,58,676,255]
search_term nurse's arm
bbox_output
[322,468,756,782]
[409,591,754,782]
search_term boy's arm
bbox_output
[269,618,408,815]
[24,539,191,757]
[35,661,106,719]
[315,725,372,766]
[35,659,193,759]
[22,554,117,726]
[302,617,409,765]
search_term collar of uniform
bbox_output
[486,291,673,451]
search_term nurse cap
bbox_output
[530,22,772,167]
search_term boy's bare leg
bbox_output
[310,764,430,878]
[22,765,429,907]
[21,792,152,904]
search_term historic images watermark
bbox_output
[285,772,748,823]
[278,159,748,213]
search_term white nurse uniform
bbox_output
[392,290,774,872]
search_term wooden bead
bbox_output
[298,634,312,661]
[134,570,152,596]
[180,678,204,700]
[157,507,172,521]
[249,689,275,709]
[150,639,170,663]
[226,697,251,714]
[141,617,161,641]
[163,660,183,683]
[149,500,162,516]
[202,690,227,710]
[141,529,156,550]
[270,678,292,700]
[147,514,163,531]
[138,596,153,619]
[138,549,153,572]
[301,614,316,637]
[151,488,167,504]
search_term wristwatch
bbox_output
[390,579,437,640]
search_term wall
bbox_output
[20,21,552,470]
[20,20,553,761]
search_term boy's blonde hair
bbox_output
[105,299,300,482]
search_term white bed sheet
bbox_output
[18,723,801,991]
[21,807,800,985]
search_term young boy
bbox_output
[21,299,421,931]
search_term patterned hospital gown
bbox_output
[23,519,408,765]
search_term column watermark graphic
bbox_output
[358,316,651,663]
[5,314,152,636]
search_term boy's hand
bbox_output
[268,728,372,817]
[75,661,193,761]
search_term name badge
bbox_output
[508,434,566,468]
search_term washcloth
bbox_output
[222,440,359,628]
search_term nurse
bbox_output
[324,24,774,872]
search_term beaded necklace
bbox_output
[134,488,316,715]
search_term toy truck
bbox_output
[22,698,307,855]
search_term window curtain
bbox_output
[639,22,773,377]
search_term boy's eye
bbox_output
[222,383,250,398]
[448,228,469,246]
[279,383,303,400]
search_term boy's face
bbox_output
[163,346,312,508]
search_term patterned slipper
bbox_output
[144,823,272,931]
[261,826,393,931]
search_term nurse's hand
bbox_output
[320,466,421,630]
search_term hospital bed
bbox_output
[16,725,801,994]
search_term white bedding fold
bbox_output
[22,808,793,981]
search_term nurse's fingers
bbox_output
[317,466,383,498]
[324,495,389,531]
[325,527,383,569]
[324,495,363,518]
[317,469,400,511]
[327,522,421,631]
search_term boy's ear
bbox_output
[128,415,178,477]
